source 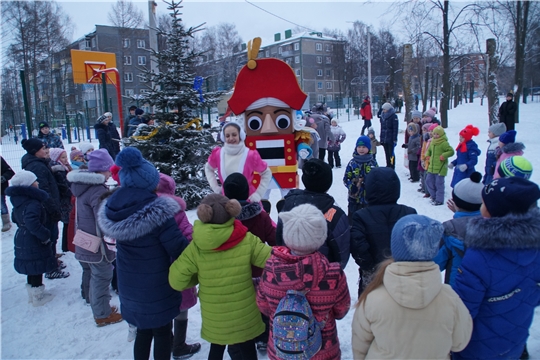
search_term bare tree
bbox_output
[107,0,144,28]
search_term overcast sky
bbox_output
[59,0,394,45]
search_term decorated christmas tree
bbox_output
[123,0,224,209]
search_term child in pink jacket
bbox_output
[156,173,200,359]
[493,130,525,180]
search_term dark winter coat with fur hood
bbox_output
[5,185,57,275]
[98,186,189,329]
[67,170,115,264]
[237,201,276,277]
[452,208,540,360]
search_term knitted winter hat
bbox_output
[70,149,83,161]
[301,159,333,193]
[499,130,516,144]
[279,203,327,255]
[432,126,445,136]
[223,172,250,201]
[488,122,507,137]
[10,170,37,187]
[97,112,112,123]
[87,149,114,173]
[407,123,420,135]
[116,147,160,192]
[506,92,514,98]
[381,102,393,111]
[452,172,484,211]
[497,156,533,180]
[21,138,45,155]
[129,105,137,111]
[197,193,241,224]
[482,177,540,217]
[459,125,480,142]
[49,148,66,163]
[367,127,375,136]
[356,135,372,151]
[391,214,444,262]
[428,123,439,132]
[38,121,50,129]
[157,173,177,196]
[79,142,94,155]
[422,123,431,133]
[135,108,144,116]
[220,122,246,142]
[423,109,436,119]
[411,110,422,119]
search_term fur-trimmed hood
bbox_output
[465,208,540,250]
[5,185,49,207]
[501,142,525,154]
[237,201,262,221]
[98,190,180,241]
[67,170,107,198]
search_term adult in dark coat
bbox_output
[5,171,57,306]
[123,106,137,138]
[379,102,399,168]
[311,103,335,162]
[127,108,144,137]
[95,113,120,160]
[97,147,188,359]
[498,93,517,131]
[1,156,15,231]
[276,159,350,269]
[350,167,417,295]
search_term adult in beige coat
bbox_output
[351,215,472,360]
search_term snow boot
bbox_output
[2,213,11,232]
[30,285,55,307]
[172,319,201,359]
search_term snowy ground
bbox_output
[1,98,539,359]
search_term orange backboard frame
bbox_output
[71,50,117,84]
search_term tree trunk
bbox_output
[424,66,430,113]
[440,0,450,128]
[513,0,530,124]
[402,44,414,122]
[486,38,499,125]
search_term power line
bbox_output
[244,0,316,33]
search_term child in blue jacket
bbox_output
[343,136,378,222]
[452,177,540,360]
[449,125,481,188]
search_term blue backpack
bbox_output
[273,290,323,359]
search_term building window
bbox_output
[325,44,333,52]
[294,56,300,64]
[85,39,91,48]
[124,56,132,65]
[316,43,322,51]
[316,56,322,64]
[278,47,282,54]
[138,74,147,82]
[137,39,145,48]
[123,39,130,48]
[138,56,146,65]
[140,89,150,94]
[265,50,269,57]
[326,69,331,77]
[326,82,332,89]
[294,43,299,51]
[295,69,300,76]
[317,94,324,102]
[125,89,134,96]
[327,94,333,102]
[317,69,323,76]
[124,73,133,82]
[91,38,96,47]
[326,56,331,64]
[317,82,323,90]
[286,58,291,65]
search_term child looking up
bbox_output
[449,125,481,188]
[425,126,454,206]
[344,136,378,221]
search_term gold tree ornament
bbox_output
[246,37,262,70]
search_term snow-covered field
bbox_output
[1,97,539,359]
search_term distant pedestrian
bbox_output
[498,92,517,131]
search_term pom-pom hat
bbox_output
[497,156,533,180]
[49,148,66,163]
[391,214,444,262]
[197,193,241,224]
[482,177,540,217]
[87,149,114,173]
[115,147,160,192]
[301,159,332,193]
[279,204,327,255]
[459,125,480,142]
[21,138,45,155]
[10,170,37,187]
[452,172,484,211]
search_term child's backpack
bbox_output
[273,290,324,360]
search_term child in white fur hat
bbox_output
[257,204,351,360]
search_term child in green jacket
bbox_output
[169,193,272,359]
[425,126,455,205]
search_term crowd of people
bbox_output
[1,95,539,360]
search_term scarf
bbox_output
[223,142,245,156]
[431,134,448,146]
[352,153,374,164]
[456,140,468,153]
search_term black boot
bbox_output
[172,319,201,360]
[520,344,529,360]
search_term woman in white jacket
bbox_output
[351,214,472,360]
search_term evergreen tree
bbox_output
[123,0,224,209]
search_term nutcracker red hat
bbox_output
[228,37,307,115]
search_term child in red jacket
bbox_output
[257,203,351,360]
